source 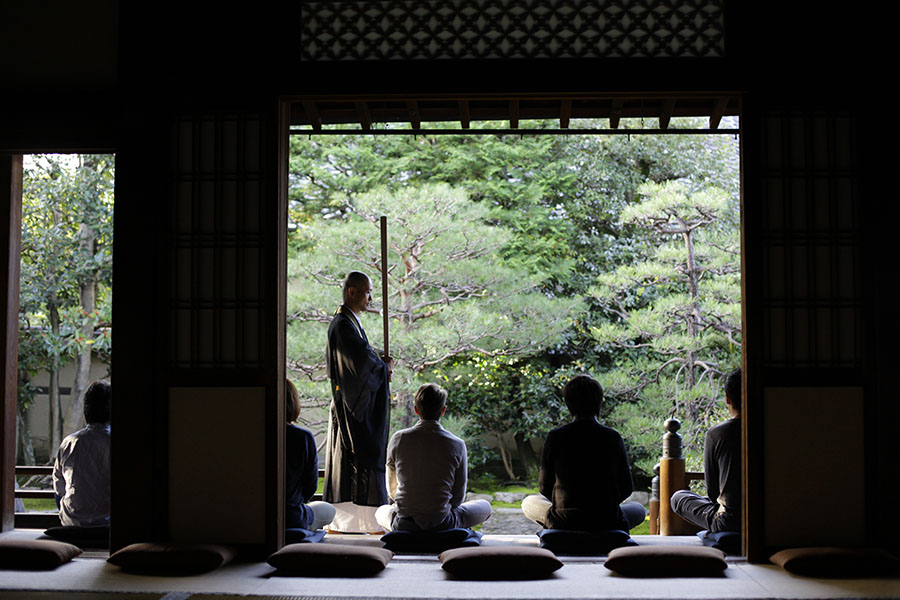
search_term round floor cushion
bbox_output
[0,539,82,570]
[604,545,728,577]
[267,543,394,576]
[439,546,563,579]
[107,542,236,575]
[770,547,900,578]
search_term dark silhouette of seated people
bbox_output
[52,379,111,527]
[670,367,742,533]
[375,383,492,531]
[285,379,336,530]
[522,374,646,532]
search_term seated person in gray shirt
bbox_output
[670,367,741,533]
[375,383,492,531]
[52,379,111,527]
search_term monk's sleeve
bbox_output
[331,318,387,421]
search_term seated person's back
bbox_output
[376,383,491,531]
[285,379,335,530]
[542,418,634,531]
[671,368,742,533]
[52,380,111,528]
[522,374,646,533]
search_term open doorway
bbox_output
[283,96,742,542]
[13,153,114,528]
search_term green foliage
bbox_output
[286,183,582,427]
[18,155,114,409]
[21,498,58,512]
[590,178,741,475]
[288,122,741,482]
[430,355,569,477]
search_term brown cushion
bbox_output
[267,543,393,576]
[439,546,563,579]
[0,539,82,570]
[107,542,236,575]
[770,547,900,578]
[604,545,728,577]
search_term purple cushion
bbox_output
[382,528,482,552]
[538,529,636,555]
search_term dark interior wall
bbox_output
[858,110,896,550]
[1,1,896,556]
[0,0,117,90]
[0,0,118,152]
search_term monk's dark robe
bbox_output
[324,305,390,507]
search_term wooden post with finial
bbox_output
[659,418,698,535]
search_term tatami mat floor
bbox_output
[2,530,899,599]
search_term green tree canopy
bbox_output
[18,154,114,462]
[590,179,741,474]
[287,183,582,433]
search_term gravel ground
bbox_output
[481,507,542,535]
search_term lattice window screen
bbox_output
[759,112,860,368]
[171,115,266,368]
[301,0,726,61]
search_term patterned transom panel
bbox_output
[301,0,726,61]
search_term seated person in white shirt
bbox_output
[52,379,111,527]
[375,383,492,531]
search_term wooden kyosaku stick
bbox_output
[380,216,389,359]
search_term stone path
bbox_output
[473,490,651,535]
[481,507,540,535]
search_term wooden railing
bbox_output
[648,419,704,535]
[14,465,55,499]
[14,465,59,529]
[312,468,325,502]
[12,466,328,528]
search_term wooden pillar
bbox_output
[111,108,285,558]
[658,418,696,535]
[0,155,22,532]
[741,99,868,560]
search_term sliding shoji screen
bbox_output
[745,107,865,559]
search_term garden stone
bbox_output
[466,493,494,503]
[493,492,528,504]
[624,491,650,506]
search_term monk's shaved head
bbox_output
[343,271,373,314]
[343,271,371,294]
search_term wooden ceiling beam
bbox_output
[355,102,371,130]
[709,97,729,129]
[560,99,572,129]
[291,95,742,129]
[302,101,322,130]
[659,99,675,130]
[458,100,470,129]
[407,101,421,129]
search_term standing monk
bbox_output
[324,271,393,532]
